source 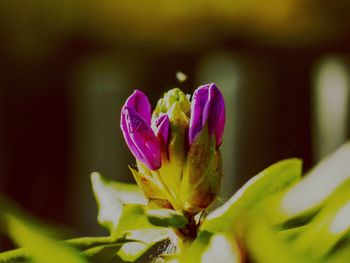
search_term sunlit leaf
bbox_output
[116,231,169,262]
[3,213,87,263]
[246,217,308,263]
[91,172,147,233]
[117,228,169,262]
[202,159,302,232]
[201,233,241,263]
[269,142,350,224]
[0,248,29,263]
[113,204,152,237]
[292,179,350,258]
[113,204,169,262]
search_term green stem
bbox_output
[174,213,198,243]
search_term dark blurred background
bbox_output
[0,0,350,240]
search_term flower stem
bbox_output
[174,212,198,243]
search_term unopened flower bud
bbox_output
[153,88,190,118]
[179,84,225,213]
[153,89,191,187]
[189,83,225,147]
[120,84,225,214]
[120,90,161,170]
[181,125,223,213]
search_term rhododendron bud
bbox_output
[181,84,225,213]
[120,90,161,170]
[153,88,190,118]
[153,89,191,188]
[181,126,223,213]
[120,84,225,213]
[189,83,225,147]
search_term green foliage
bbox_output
[146,209,188,228]
[0,199,87,263]
[1,144,350,262]
[180,231,212,263]
[292,179,350,258]
[91,172,147,233]
[91,173,170,262]
[200,233,241,263]
[201,158,302,232]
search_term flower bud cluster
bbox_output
[120,84,225,213]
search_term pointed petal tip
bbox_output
[123,89,151,123]
[155,114,170,145]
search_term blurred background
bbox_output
[0,0,350,244]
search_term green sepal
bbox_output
[180,126,222,213]
[129,167,168,201]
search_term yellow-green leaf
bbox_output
[202,159,302,232]
[91,172,147,233]
[270,142,350,224]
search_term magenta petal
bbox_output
[125,90,151,124]
[155,114,170,146]
[121,108,144,161]
[189,83,225,147]
[207,84,225,146]
[189,85,209,145]
[121,106,161,170]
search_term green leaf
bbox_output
[83,243,124,263]
[117,230,169,262]
[3,213,88,263]
[181,231,212,263]
[113,204,153,238]
[292,179,350,258]
[201,159,302,232]
[181,232,241,263]
[81,230,169,263]
[113,204,169,262]
[327,242,350,263]
[201,233,241,263]
[246,217,309,263]
[64,236,126,251]
[91,172,147,233]
[276,226,308,241]
[117,242,152,262]
[147,209,188,228]
[0,248,29,263]
[0,236,132,263]
[268,142,350,224]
